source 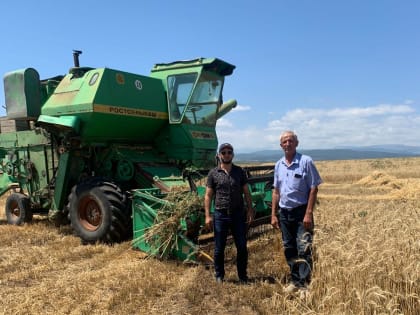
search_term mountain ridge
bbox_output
[235,145,420,162]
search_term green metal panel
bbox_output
[0,132,18,147]
[154,124,218,169]
[51,151,75,211]
[41,68,168,143]
[132,189,200,261]
[132,189,165,254]
[37,115,81,133]
[3,68,41,119]
[0,129,54,207]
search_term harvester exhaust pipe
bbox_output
[73,50,82,67]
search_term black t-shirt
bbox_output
[206,164,248,212]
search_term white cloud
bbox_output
[231,105,251,111]
[217,103,420,152]
[327,104,414,117]
[216,118,233,128]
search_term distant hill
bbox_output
[336,144,420,155]
[235,145,420,162]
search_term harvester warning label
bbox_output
[93,104,168,119]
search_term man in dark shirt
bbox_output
[204,143,254,284]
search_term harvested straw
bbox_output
[135,190,204,259]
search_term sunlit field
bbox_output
[0,157,419,314]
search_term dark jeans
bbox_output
[213,210,248,280]
[277,205,313,287]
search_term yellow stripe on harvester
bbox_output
[93,104,168,119]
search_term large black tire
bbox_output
[68,178,131,244]
[5,193,33,225]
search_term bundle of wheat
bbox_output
[136,190,204,259]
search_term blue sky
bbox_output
[1,1,419,152]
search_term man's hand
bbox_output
[303,212,313,230]
[204,187,214,231]
[271,188,280,230]
[271,215,279,229]
[246,208,255,225]
[205,215,213,231]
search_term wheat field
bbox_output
[0,157,419,315]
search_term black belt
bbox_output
[215,208,242,215]
[280,204,307,211]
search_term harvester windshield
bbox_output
[168,72,223,126]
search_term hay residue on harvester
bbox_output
[133,190,204,260]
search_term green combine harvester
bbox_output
[0,51,273,262]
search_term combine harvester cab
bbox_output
[0,52,273,262]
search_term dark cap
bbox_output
[218,143,234,152]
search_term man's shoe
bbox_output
[299,286,309,299]
[216,277,224,284]
[283,283,299,294]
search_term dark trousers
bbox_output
[277,205,313,287]
[213,210,248,280]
